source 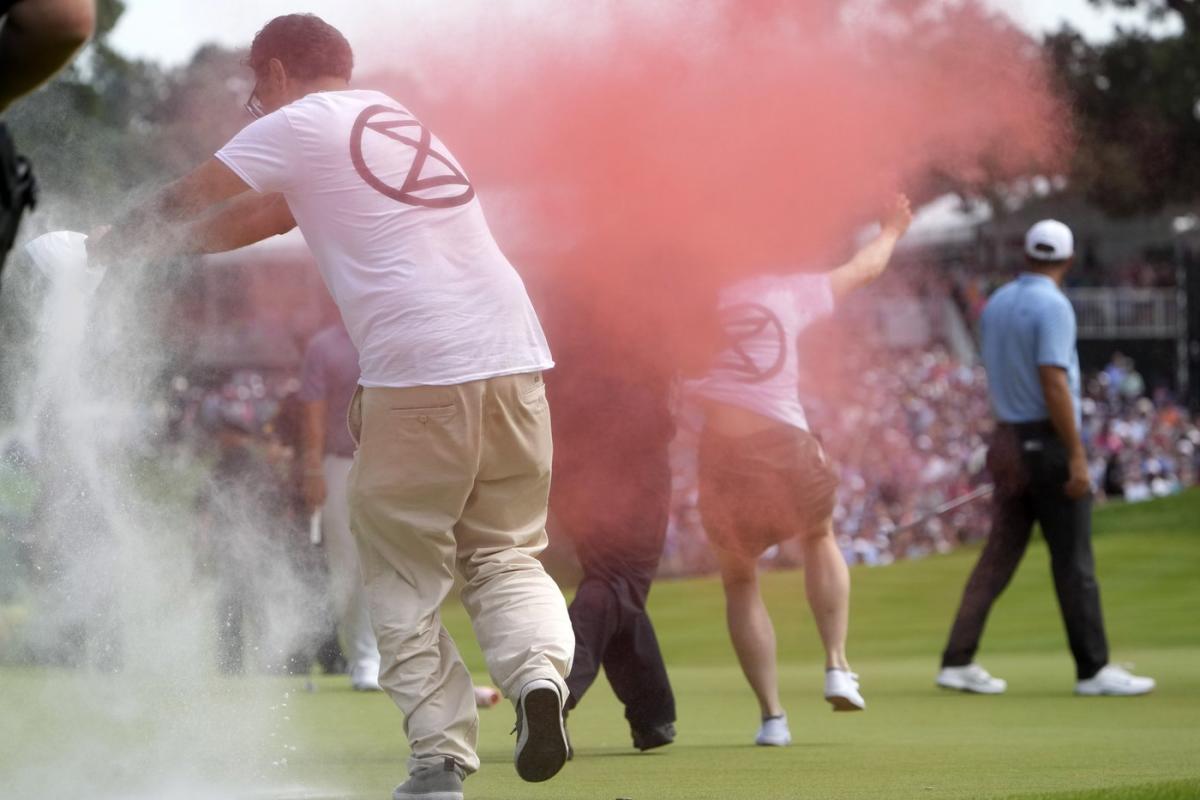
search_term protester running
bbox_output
[690,195,912,747]
[91,14,575,799]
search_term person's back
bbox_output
[217,90,550,388]
[93,16,575,794]
[939,219,1154,699]
[979,273,1080,425]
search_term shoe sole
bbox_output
[515,687,568,783]
[1075,687,1155,697]
[634,737,675,752]
[826,694,865,711]
[936,681,1006,695]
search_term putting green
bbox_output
[2,491,1197,799]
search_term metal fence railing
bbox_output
[1067,288,1182,340]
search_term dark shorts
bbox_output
[697,424,839,559]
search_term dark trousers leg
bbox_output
[1032,481,1109,680]
[566,569,676,729]
[566,575,621,708]
[942,487,1035,668]
[561,460,676,730]
[599,574,676,730]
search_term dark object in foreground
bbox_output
[0,123,37,280]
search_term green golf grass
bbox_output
[2,490,1198,799]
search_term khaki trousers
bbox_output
[347,371,574,775]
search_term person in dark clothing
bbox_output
[1,0,95,276]
[546,302,678,754]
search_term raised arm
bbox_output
[0,0,95,113]
[828,194,913,301]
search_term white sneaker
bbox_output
[755,714,791,747]
[1075,665,1155,697]
[824,669,865,711]
[351,662,382,692]
[937,663,1007,694]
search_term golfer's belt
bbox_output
[0,122,38,274]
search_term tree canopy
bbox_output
[1048,0,1200,215]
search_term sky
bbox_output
[108,0,1171,69]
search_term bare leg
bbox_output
[717,549,784,718]
[799,518,850,671]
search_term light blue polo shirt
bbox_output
[980,273,1081,424]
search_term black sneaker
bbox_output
[513,679,569,782]
[632,722,676,752]
[392,757,464,800]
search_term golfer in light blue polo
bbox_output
[936,220,1155,697]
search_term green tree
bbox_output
[1047,0,1200,215]
[1088,0,1200,33]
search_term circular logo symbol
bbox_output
[716,303,787,383]
[350,104,476,209]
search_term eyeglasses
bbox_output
[245,82,266,119]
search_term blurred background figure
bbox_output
[195,413,284,674]
[298,319,380,692]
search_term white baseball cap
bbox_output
[1025,219,1074,262]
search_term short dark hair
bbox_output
[249,14,354,82]
[1024,255,1072,270]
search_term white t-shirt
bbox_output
[216,89,553,388]
[689,272,835,430]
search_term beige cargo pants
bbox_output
[347,371,574,775]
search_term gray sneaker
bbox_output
[393,758,464,800]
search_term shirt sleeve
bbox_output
[784,273,836,321]
[215,110,302,194]
[298,336,327,403]
[1036,297,1077,369]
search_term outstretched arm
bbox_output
[90,157,293,262]
[0,0,95,113]
[828,195,913,301]
[183,192,296,254]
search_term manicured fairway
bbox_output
[2,491,1198,799]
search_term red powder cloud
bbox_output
[367,0,1068,367]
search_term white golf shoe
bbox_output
[825,669,866,711]
[936,663,1007,694]
[755,714,792,747]
[1075,665,1155,697]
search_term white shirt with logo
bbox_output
[216,89,553,388]
[689,273,835,431]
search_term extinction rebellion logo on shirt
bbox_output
[715,303,787,383]
[350,105,476,209]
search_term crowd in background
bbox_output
[5,285,1200,668]
[158,350,1200,584]
[664,347,1199,577]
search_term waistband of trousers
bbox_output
[996,420,1057,440]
